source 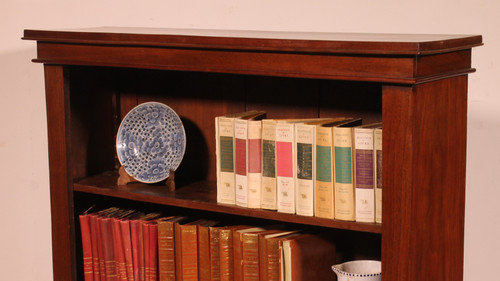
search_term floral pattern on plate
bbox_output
[116,102,186,183]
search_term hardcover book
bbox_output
[276,122,296,214]
[216,111,266,205]
[315,118,362,219]
[374,127,383,223]
[79,214,94,281]
[232,227,265,281]
[354,122,382,223]
[197,221,220,281]
[333,124,358,221]
[219,225,252,281]
[295,118,347,217]
[280,233,336,281]
[258,231,298,281]
[261,119,278,210]
[158,216,187,281]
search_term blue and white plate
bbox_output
[116,102,186,183]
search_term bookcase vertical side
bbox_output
[44,65,77,281]
[382,76,468,281]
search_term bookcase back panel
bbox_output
[68,68,383,184]
[69,67,119,179]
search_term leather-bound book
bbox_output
[258,231,298,281]
[112,218,127,281]
[232,227,265,281]
[130,213,160,281]
[175,220,216,281]
[79,214,94,281]
[99,216,117,281]
[143,222,158,281]
[219,226,251,281]
[208,227,221,281]
[281,233,336,281]
[88,213,101,281]
[158,217,187,281]
[197,221,219,281]
[119,219,134,281]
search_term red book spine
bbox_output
[143,223,151,281]
[100,217,117,281]
[120,220,135,281]
[112,218,128,281]
[79,214,94,281]
[89,214,101,281]
[148,223,158,281]
[131,220,145,281]
[96,217,107,280]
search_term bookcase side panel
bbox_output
[410,77,467,281]
[382,76,467,281]
[44,65,77,281]
[381,85,414,281]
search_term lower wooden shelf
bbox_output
[73,171,382,234]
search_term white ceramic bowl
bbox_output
[331,260,381,281]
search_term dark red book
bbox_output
[100,216,117,281]
[148,222,158,281]
[89,213,101,281]
[112,218,127,281]
[120,219,134,281]
[79,214,94,281]
[131,218,146,281]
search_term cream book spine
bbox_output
[216,116,236,205]
[235,118,249,208]
[354,127,376,223]
[276,122,295,214]
[247,120,262,209]
[261,119,277,210]
[294,123,316,217]
[333,126,355,221]
[315,126,334,219]
[374,127,383,224]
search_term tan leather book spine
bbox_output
[158,219,177,281]
[198,224,211,281]
[175,222,201,281]
[242,232,260,281]
[209,227,221,281]
[283,234,336,281]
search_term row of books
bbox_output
[78,208,337,281]
[215,111,382,223]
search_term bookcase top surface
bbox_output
[23,27,482,55]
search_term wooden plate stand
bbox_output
[117,166,176,191]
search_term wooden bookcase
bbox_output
[23,28,482,281]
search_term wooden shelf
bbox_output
[74,171,382,234]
